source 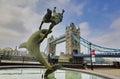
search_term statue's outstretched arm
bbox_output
[39,21,43,30]
[53,7,56,13]
[62,9,65,15]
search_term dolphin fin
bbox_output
[19,42,27,48]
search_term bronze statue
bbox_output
[39,7,64,30]
[19,7,64,79]
[39,7,64,43]
[39,9,52,30]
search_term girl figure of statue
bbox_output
[39,7,64,30]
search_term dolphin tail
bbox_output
[44,64,62,78]
[19,42,27,48]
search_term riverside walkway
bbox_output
[88,68,120,78]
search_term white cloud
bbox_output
[110,18,120,30]
[87,18,120,49]
[78,22,91,53]
[0,0,41,49]
[63,2,86,16]
[0,0,40,32]
[97,17,120,61]
[0,28,22,39]
[77,19,120,54]
[57,0,70,4]
[43,0,86,17]
[79,22,91,37]
[48,0,70,7]
[72,3,86,16]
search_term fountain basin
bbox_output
[0,65,119,79]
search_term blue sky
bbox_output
[0,0,120,55]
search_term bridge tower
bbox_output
[66,22,80,55]
[47,35,56,56]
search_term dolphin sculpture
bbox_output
[19,29,62,78]
[19,7,64,78]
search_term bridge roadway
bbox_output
[73,53,120,57]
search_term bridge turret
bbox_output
[47,35,56,56]
[66,22,81,56]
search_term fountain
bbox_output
[19,7,64,78]
[0,66,119,79]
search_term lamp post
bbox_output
[89,42,93,70]
[0,55,1,63]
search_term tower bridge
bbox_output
[47,22,82,63]
[47,23,80,55]
[47,22,120,63]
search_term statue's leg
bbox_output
[39,21,44,30]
